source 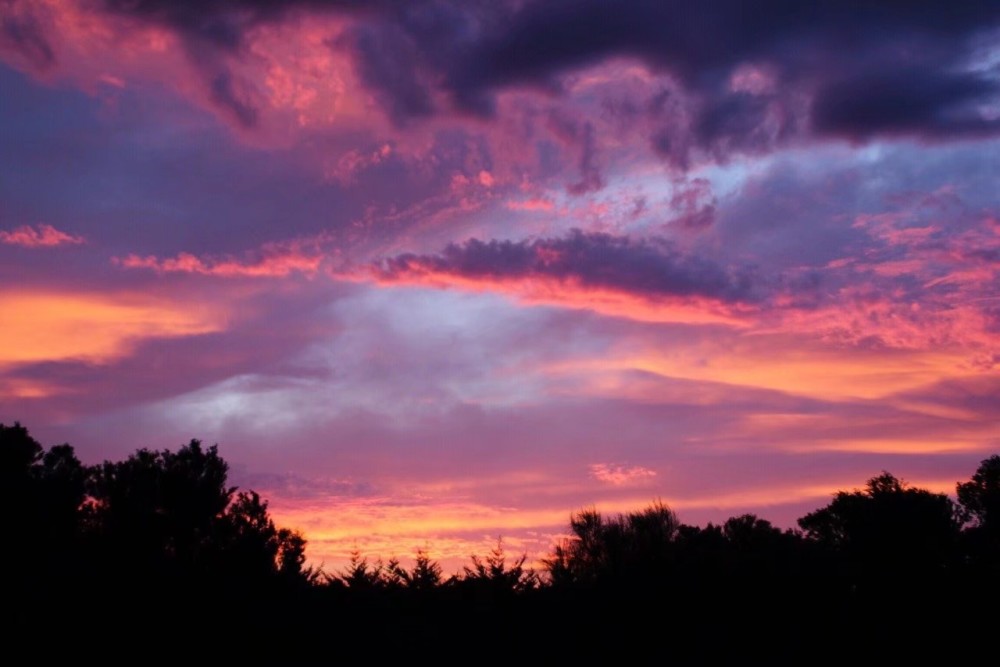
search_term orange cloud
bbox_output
[786,439,987,455]
[0,224,84,247]
[0,291,225,364]
[0,377,62,399]
[365,272,752,326]
[541,334,977,402]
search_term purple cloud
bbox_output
[373,230,760,305]
[78,0,1000,158]
[0,2,55,71]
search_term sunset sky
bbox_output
[2,0,998,573]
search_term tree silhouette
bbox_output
[956,455,1000,580]
[798,471,960,593]
[372,548,444,592]
[957,455,1000,531]
[80,437,315,602]
[339,548,386,590]
[220,490,312,584]
[462,537,537,594]
[399,548,444,591]
[1,423,86,534]
[277,528,311,582]
[86,440,233,576]
[1,421,88,608]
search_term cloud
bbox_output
[231,469,376,501]
[0,291,225,364]
[369,230,759,323]
[97,0,300,50]
[0,1,56,71]
[778,207,1000,352]
[812,68,1000,140]
[567,122,604,194]
[339,20,434,124]
[505,197,555,212]
[116,238,327,277]
[35,0,989,157]
[0,224,84,247]
[208,69,260,129]
[7,0,993,181]
[589,463,657,486]
[449,1,1000,140]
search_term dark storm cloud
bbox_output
[452,0,998,88]
[94,0,1000,153]
[97,0,388,49]
[375,230,758,303]
[452,0,1000,142]
[339,22,435,122]
[812,68,1000,140]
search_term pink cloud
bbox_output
[325,143,393,184]
[0,224,84,247]
[589,463,657,486]
[506,198,555,212]
[116,237,329,278]
[729,64,778,95]
[117,251,322,278]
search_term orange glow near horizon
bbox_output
[266,474,964,574]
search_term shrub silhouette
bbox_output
[544,500,680,588]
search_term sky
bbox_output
[2,0,999,574]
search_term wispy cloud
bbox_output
[0,224,84,247]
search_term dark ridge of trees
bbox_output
[3,420,999,661]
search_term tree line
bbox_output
[4,420,999,659]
